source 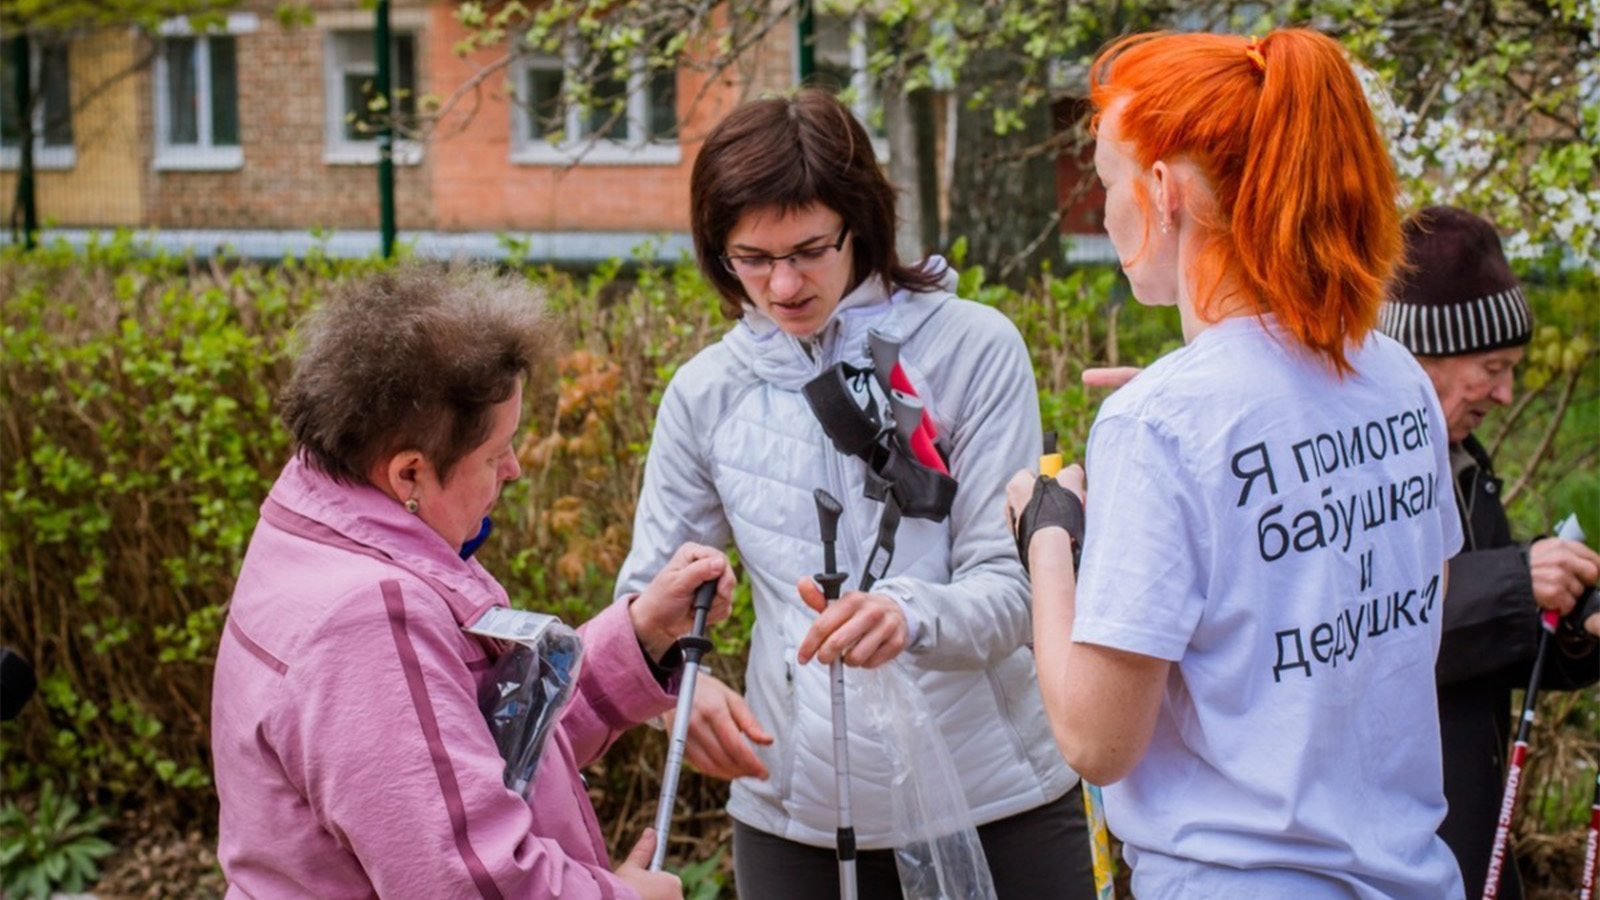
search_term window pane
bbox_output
[343,73,375,140]
[811,15,854,92]
[337,32,414,142]
[810,14,884,139]
[165,38,199,145]
[523,64,563,139]
[812,59,852,95]
[40,44,73,148]
[583,64,627,141]
[209,36,239,146]
[647,67,675,141]
[335,32,374,70]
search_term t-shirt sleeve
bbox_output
[1072,412,1209,662]
[1423,385,1463,560]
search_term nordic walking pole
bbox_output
[1582,767,1598,900]
[1482,513,1585,898]
[814,488,858,900]
[649,579,719,871]
[1557,514,1599,900]
[1038,432,1115,900]
[1481,612,1558,899]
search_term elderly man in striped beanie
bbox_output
[1380,205,1599,900]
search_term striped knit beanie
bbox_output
[1378,206,1532,357]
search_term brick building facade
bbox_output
[4,3,1105,259]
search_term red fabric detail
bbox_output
[889,362,950,475]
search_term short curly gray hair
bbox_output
[281,264,556,486]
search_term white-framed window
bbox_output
[509,44,679,166]
[813,11,887,159]
[1,40,75,170]
[323,29,421,165]
[153,15,256,171]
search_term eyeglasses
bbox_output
[719,225,851,277]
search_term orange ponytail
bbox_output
[1090,30,1402,374]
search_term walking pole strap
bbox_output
[1014,476,1084,573]
[803,361,957,522]
[859,491,902,593]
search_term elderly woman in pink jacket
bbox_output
[211,266,733,900]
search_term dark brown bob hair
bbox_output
[690,88,943,320]
[280,264,555,486]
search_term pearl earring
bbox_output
[1160,221,1171,235]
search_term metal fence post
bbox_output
[375,0,396,258]
[795,0,814,84]
[8,34,38,250]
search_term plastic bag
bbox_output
[857,661,999,900]
[464,606,584,797]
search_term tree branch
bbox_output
[1503,355,1588,506]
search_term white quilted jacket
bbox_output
[614,261,1077,848]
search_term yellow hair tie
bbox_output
[1244,36,1267,74]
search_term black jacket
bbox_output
[1436,434,1599,900]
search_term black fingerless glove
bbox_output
[1014,476,1085,575]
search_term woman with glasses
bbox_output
[614,89,1095,899]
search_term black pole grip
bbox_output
[680,579,719,665]
[815,488,844,575]
[692,579,717,616]
[814,489,843,543]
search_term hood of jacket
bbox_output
[260,453,510,627]
[725,256,958,390]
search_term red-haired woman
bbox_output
[1006,30,1467,898]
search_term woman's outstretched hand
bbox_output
[664,674,773,781]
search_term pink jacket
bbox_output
[213,455,674,899]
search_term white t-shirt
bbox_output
[1074,314,1465,900]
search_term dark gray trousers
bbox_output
[732,784,1098,900]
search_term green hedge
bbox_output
[1,234,1594,894]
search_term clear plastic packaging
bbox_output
[465,607,585,797]
[858,661,999,900]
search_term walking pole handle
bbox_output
[1040,430,1064,478]
[889,389,924,450]
[815,489,844,576]
[1550,514,1587,634]
[815,488,843,543]
[867,329,899,397]
[681,580,717,662]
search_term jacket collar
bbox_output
[726,257,958,390]
[1457,432,1495,474]
[261,454,509,625]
